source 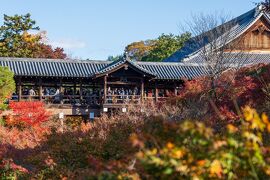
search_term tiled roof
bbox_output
[183,52,270,66]
[164,7,270,63]
[94,58,157,77]
[0,57,110,78]
[0,57,208,80]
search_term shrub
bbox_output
[0,67,15,111]
[9,101,50,127]
[136,107,270,179]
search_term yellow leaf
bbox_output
[227,124,238,134]
[210,160,223,178]
[244,107,255,121]
[197,160,206,166]
[173,149,184,159]
[262,113,269,124]
[166,142,175,149]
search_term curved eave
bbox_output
[92,60,156,79]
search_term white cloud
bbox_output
[50,38,87,49]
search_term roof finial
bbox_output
[124,51,131,61]
[256,0,270,13]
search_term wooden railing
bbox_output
[11,95,101,106]
[11,94,170,106]
[105,95,141,104]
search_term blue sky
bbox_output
[0,0,261,60]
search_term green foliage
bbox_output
[125,32,191,62]
[107,54,124,61]
[142,33,191,62]
[0,13,66,59]
[0,66,15,110]
[0,13,40,58]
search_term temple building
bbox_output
[1,5,270,116]
[0,57,206,116]
[164,6,270,64]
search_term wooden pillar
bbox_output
[141,79,144,102]
[104,75,107,104]
[174,82,178,96]
[59,78,63,104]
[155,81,158,102]
[73,82,76,96]
[39,78,43,101]
[59,78,63,93]
[79,79,83,100]
[18,77,22,102]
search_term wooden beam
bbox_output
[107,81,139,85]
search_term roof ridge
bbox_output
[164,8,259,62]
[182,9,264,63]
[0,57,110,64]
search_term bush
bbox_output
[136,107,270,179]
[9,101,50,127]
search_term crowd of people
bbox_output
[13,86,173,104]
[105,87,142,103]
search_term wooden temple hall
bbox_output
[0,57,207,116]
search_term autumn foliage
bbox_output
[0,64,270,179]
[135,107,270,179]
[8,101,50,127]
[178,63,270,125]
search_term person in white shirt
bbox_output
[29,88,36,96]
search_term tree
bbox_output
[0,67,15,110]
[9,101,50,127]
[0,13,40,58]
[34,44,67,59]
[124,33,191,62]
[182,13,249,100]
[142,33,191,62]
[107,54,123,61]
[0,13,66,59]
[125,40,155,61]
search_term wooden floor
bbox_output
[46,104,101,116]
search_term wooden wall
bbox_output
[230,16,270,52]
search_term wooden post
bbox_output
[73,82,76,96]
[79,79,83,100]
[141,79,144,102]
[59,78,63,104]
[59,78,63,93]
[155,81,158,102]
[39,78,43,101]
[18,77,22,102]
[174,82,177,96]
[104,75,107,104]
